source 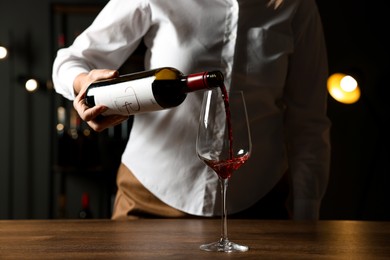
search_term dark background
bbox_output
[0,0,388,220]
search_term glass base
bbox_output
[200,239,249,252]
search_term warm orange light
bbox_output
[327,73,361,104]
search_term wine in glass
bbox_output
[196,87,252,252]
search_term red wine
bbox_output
[85,67,224,116]
[219,84,234,160]
[206,83,247,179]
[202,154,250,179]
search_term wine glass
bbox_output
[196,88,252,252]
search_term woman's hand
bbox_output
[73,69,129,132]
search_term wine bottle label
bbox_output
[89,76,163,116]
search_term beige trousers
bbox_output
[111,163,289,220]
[111,163,189,220]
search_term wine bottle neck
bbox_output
[185,71,224,92]
[82,193,90,209]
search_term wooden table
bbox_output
[0,219,389,259]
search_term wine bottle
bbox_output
[79,192,93,219]
[84,67,224,116]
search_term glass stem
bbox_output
[220,177,229,242]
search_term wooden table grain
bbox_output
[0,219,389,259]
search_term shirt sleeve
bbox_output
[283,0,331,220]
[52,0,151,100]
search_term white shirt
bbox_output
[52,0,331,219]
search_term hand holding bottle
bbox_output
[73,69,129,132]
